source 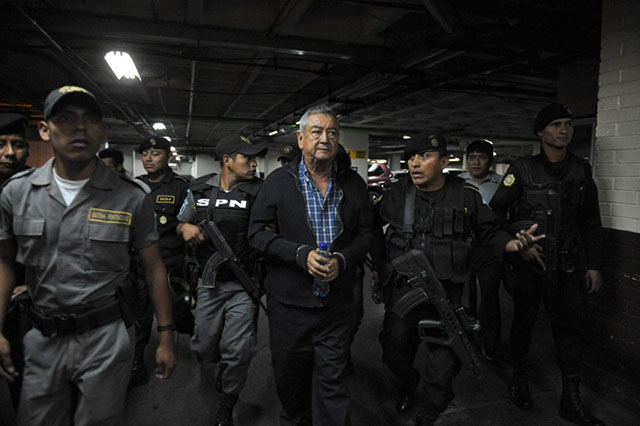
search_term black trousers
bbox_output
[510,261,586,376]
[268,298,353,426]
[379,282,463,419]
[471,247,504,352]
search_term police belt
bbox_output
[30,301,123,337]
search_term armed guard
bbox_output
[128,136,189,388]
[177,136,266,426]
[490,103,604,426]
[375,133,540,426]
[0,86,175,426]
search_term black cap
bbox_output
[465,139,493,158]
[533,103,572,134]
[277,144,301,162]
[0,113,28,137]
[216,135,267,157]
[43,86,102,121]
[136,136,172,153]
[403,133,447,161]
[98,148,124,165]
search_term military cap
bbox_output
[136,136,172,153]
[533,103,573,134]
[98,148,124,164]
[43,85,102,121]
[403,133,447,161]
[277,144,301,162]
[0,113,28,137]
[216,135,267,157]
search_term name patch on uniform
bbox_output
[87,207,132,225]
[156,195,176,204]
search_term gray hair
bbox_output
[298,104,339,132]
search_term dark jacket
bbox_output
[248,158,374,308]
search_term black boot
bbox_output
[509,363,532,409]
[215,393,238,426]
[559,375,606,426]
[128,350,149,390]
[396,373,419,414]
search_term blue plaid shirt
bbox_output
[298,158,343,250]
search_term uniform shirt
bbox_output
[489,152,602,270]
[137,170,189,256]
[0,158,158,314]
[298,158,343,250]
[458,170,502,205]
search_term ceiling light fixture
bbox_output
[403,135,411,139]
[268,130,278,136]
[164,136,171,142]
[104,51,141,80]
[152,122,166,131]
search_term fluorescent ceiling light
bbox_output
[104,51,141,80]
[170,146,177,152]
[403,135,411,140]
[164,136,171,142]
[152,122,166,131]
[268,130,278,136]
[449,156,460,162]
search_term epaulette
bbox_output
[190,173,217,191]
[463,182,481,195]
[5,167,35,183]
[120,173,151,193]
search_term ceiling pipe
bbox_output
[185,60,197,145]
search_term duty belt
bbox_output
[30,301,123,337]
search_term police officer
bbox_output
[375,134,539,426]
[129,136,189,388]
[177,136,266,426]
[490,103,604,426]
[98,147,127,174]
[0,114,30,188]
[0,86,175,426]
[458,139,505,360]
[0,113,30,416]
[277,144,301,167]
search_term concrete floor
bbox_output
[2,282,638,426]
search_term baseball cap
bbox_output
[465,139,493,158]
[0,113,28,137]
[98,148,124,164]
[136,136,172,153]
[43,85,102,121]
[216,135,267,157]
[277,144,301,162]
[533,103,573,134]
[403,133,447,161]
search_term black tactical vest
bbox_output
[387,177,472,283]
[189,174,262,270]
[510,153,588,248]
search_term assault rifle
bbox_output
[391,250,482,378]
[199,220,268,312]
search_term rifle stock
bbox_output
[391,250,482,378]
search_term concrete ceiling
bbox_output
[0,0,601,162]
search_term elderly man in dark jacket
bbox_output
[249,104,374,426]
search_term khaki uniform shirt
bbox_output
[0,158,158,315]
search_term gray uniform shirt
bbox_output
[0,158,158,314]
[458,170,503,205]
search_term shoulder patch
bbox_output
[502,174,515,187]
[120,174,151,193]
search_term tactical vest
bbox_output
[387,177,472,283]
[510,154,588,249]
[190,174,262,270]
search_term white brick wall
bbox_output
[596,0,640,233]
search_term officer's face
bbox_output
[140,149,170,175]
[297,114,339,164]
[466,151,492,179]
[408,151,449,190]
[0,134,28,176]
[38,105,105,163]
[226,153,258,181]
[538,118,573,149]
